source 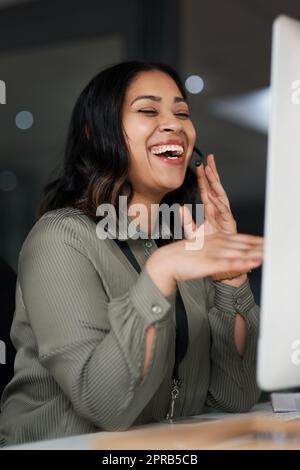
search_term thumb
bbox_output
[179,205,197,240]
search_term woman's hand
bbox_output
[146,155,264,294]
[146,231,263,297]
[197,154,237,236]
[193,154,255,283]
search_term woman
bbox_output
[0,61,263,446]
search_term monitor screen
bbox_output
[257,15,300,391]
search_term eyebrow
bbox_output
[130,95,187,106]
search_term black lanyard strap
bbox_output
[113,238,189,381]
[114,238,141,274]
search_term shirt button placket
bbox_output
[144,240,153,257]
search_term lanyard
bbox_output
[113,238,189,383]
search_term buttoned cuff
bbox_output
[130,267,175,324]
[213,278,256,316]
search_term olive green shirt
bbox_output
[0,208,260,446]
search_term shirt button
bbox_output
[144,240,153,249]
[235,298,242,307]
[151,304,162,314]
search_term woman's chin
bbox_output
[165,175,185,189]
[158,179,185,195]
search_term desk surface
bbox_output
[6,402,300,450]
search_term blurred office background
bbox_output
[1,0,300,303]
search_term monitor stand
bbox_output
[271,392,300,412]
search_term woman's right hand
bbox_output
[145,231,263,297]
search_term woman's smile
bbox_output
[148,140,186,166]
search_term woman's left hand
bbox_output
[196,154,237,236]
[195,154,250,284]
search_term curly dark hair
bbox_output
[40,60,201,224]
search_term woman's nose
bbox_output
[158,112,183,133]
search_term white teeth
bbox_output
[150,144,184,156]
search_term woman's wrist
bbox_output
[145,251,177,297]
[218,273,248,288]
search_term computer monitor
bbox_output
[257,15,300,391]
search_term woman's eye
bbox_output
[137,109,190,118]
[176,112,190,118]
[138,109,157,115]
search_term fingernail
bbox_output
[195,160,201,167]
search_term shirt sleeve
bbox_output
[203,276,261,412]
[19,215,175,431]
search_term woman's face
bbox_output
[122,70,196,201]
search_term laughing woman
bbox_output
[0,61,263,446]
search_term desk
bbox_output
[6,403,300,450]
